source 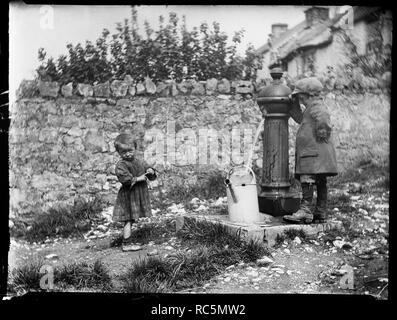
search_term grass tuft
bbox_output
[11,197,105,243]
[8,258,45,294]
[120,219,270,293]
[9,259,113,293]
[110,219,175,247]
[55,260,113,291]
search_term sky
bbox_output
[9,4,312,101]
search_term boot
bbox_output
[283,183,314,224]
[314,177,328,223]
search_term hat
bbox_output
[291,77,323,96]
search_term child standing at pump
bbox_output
[283,77,338,224]
[113,133,157,251]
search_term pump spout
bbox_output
[224,179,238,203]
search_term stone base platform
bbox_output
[176,214,344,247]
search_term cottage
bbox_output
[256,6,392,80]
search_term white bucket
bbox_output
[225,166,263,223]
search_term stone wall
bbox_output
[10,78,390,217]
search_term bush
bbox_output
[36,7,261,84]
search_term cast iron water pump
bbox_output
[256,68,300,216]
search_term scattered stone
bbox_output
[256,256,274,266]
[164,246,174,250]
[284,248,291,254]
[122,244,142,252]
[145,77,157,94]
[190,198,200,205]
[96,225,108,232]
[61,82,73,97]
[45,254,58,260]
[333,240,345,248]
[110,80,128,97]
[358,208,368,216]
[93,81,110,97]
[195,205,208,211]
[293,236,302,245]
[38,81,60,97]
[349,182,363,193]
[224,277,231,282]
[147,249,159,256]
[246,270,259,277]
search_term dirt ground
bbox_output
[8,186,389,299]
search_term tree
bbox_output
[35,8,260,84]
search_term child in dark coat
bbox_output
[113,133,157,251]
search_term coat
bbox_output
[293,97,338,177]
[112,158,156,222]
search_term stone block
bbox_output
[93,81,110,97]
[145,77,157,94]
[61,82,73,97]
[128,85,136,96]
[206,78,218,93]
[171,83,178,96]
[83,130,108,153]
[38,81,60,98]
[77,83,94,97]
[124,75,134,86]
[16,80,39,99]
[116,99,132,107]
[110,80,128,97]
[177,80,194,94]
[217,78,231,94]
[177,214,343,247]
[235,80,253,94]
[156,82,170,96]
[136,82,146,95]
[191,82,205,95]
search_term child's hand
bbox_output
[146,168,155,175]
[137,174,148,182]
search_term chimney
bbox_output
[304,6,330,27]
[271,23,288,39]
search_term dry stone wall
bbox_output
[10,78,390,217]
